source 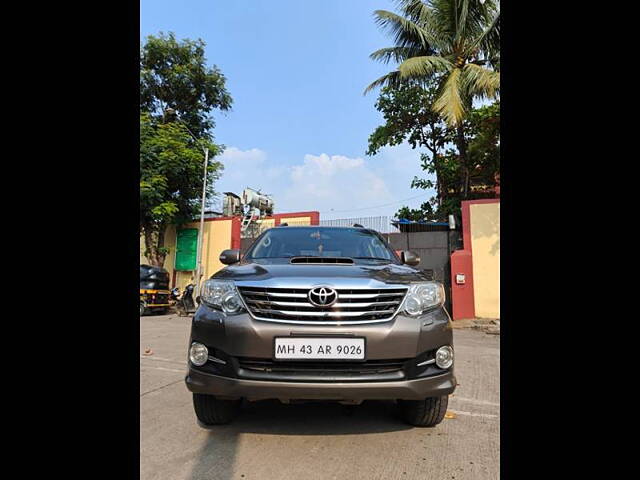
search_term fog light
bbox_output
[435,345,454,369]
[189,342,208,366]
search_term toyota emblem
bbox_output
[308,286,338,307]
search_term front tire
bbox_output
[398,395,449,427]
[193,394,240,425]
[140,303,146,316]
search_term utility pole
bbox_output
[195,148,209,297]
[164,108,210,297]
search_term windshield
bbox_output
[245,227,399,262]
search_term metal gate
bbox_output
[386,226,461,315]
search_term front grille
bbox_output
[237,357,407,382]
[190,347,443,382]
[239,358,406,374]
[237,286,407,324]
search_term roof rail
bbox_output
[352,223,364,228]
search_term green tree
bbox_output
[396,202,436,221]
[140,33,231,267]
[366,0,500,197]
[393,101,500,221]
[367,81,454,209]
[465,101,499,194]
[141,32,232,137]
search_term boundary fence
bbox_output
[319,216,393,233]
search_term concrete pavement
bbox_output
[140,313,499,480]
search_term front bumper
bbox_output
[186,367,456,401]
[185,303,456,401]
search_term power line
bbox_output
[319,192,431,214]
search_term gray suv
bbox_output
[185,226,456,427]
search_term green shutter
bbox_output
[175,228,198,271]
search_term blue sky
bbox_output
[141,0,435,220]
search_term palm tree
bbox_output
[366,0,500,197]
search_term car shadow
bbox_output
[188,400,411,480]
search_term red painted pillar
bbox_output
[450,250,475,320]
[231,217,241,250]
[449,200,476,320]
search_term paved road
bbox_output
[141,314,499,480]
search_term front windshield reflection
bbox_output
[246,228,398,263]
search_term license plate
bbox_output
[274,337,365,360]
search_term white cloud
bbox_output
[219,146,267,164]
[214,146,281,197]
[213,145,436,220]
[283,153,395,215]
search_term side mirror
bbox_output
[401,250,420,266]
[219,249,241,265]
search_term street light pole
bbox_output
[194,147,209,298]
[164,108,210,297]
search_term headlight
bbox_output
[435,345,454,369]
[200,279,244,314]
[403,282,445,316]
[189,342,208,366]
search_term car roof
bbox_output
[262,225,383,236]
[272,225,367,229]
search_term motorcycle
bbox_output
[172,284,198,317]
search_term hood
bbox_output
[212,258,429,288]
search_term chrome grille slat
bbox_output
[265,292,308,298]
[246,299,400,308]
[338,292,404,299]
[240,291,308,298]
[237,286,407,325]
[252,308,396,317]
